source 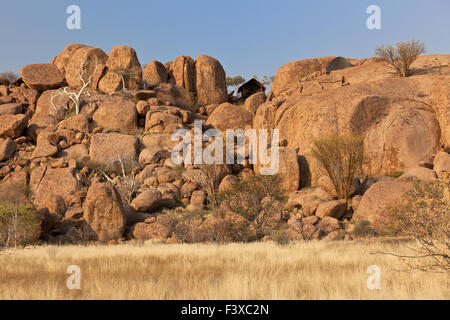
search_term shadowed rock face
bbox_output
[325,57,353,73]
[169,56,195,93]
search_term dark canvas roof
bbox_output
[237,78,266,93]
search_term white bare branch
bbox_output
[49,57,99,117]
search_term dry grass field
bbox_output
[0,240,448,300]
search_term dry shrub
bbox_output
[82,156,141,204]
[382,174,449,274]
[218,175,285,240]
[310,134,364,199]
[162,208,251,244]
[0,71,20,84]
[198,164,228,209]
[168,209,207,244]
[351,219,377,238]
[271,229,290,245]
[200,209,252,243]
[375,39,426,77]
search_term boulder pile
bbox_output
[0,44,449,245]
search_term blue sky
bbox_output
[1,0,449,81]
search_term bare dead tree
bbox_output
[97,150,141,205]
[50,57,99,116]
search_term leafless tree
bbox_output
[50,57,99,116]
[0,71,20,84]
[97,150,141,205]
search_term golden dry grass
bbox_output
[0,240,448,300]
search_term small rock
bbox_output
[131,189,162,212]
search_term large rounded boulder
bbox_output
[143,60,168,86]
[83,182,127,242]
[65,46,108,90]
[206,103,252,132]
[270,57,334,98]
[20,64,64,92]
[353,179,414,232]
[98,46,142,94]
[194,55,228,106]
[92,96,138,133]
[51,43,87,76]
[169,56,195,93]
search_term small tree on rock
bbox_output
[226,76,246,94]
[375,39,426,77]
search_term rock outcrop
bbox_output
[255,56,445,185]
[1,44,449,245]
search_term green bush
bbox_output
[0,204,42,248]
